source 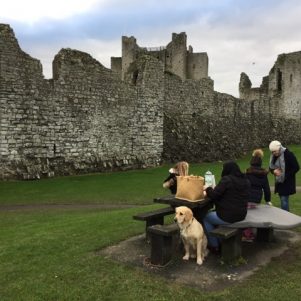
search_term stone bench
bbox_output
[147,223,180,266]
[210,227,242,262]
[133,206,175,240]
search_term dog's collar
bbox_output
[180,217,194,231]
[187,217,194,228]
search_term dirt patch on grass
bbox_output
[99,229,301,291]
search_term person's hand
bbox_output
[267,202,273,206]
[203,190,207,197]
[274,168,282,176]
[163,182,170,189]
[169,168,176,174]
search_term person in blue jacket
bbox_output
[269,140,300,211]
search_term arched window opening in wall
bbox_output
[290,74,293,85]
[277,68,282,91]
[132,70,139,85]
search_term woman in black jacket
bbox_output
[203,161,250,252]
[269,140,300,211]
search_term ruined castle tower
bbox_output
[239,52,301,119]
[111,32,209,82]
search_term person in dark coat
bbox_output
[246,149,271,205]
[243,149,272,241]
[269,140,300,211]
[203,161,251,252]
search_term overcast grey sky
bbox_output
[1,0,301,97]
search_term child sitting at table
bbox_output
[163,161,189,194]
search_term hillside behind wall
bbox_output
[163,73,301,163]
[0,25,164,179]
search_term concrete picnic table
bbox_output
[226,204,301,230]
[154,195,213,223]
[210,204,301,262]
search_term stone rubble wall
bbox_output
[0,25,164,179]
[163,73,301,163]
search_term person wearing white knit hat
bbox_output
[269,140,300,211]
[269,140,281,151]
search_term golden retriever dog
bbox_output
[174,206,208,265]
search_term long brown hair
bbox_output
[175,161,189,176]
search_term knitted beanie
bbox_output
[269,140,281,152]
[250,149,264,167]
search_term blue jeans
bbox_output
[203,211,229,248]
[280,195,289,211]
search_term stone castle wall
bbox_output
[0,25,164,179]
[186,51,208,80]
[163,73,301,162]
[270,52,301,118]
[1,24,301,179]
[240,52,301,119]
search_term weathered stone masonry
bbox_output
[0,24,300,179]
[164,76,300,163]
[0,25,164,179]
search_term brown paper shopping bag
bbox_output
[175,175,204,202]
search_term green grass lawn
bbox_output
[0,145,300,206]
[1,201,301,301]
[0,145,301,300]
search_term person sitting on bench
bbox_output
[163,161,189,194]
[203,161,251,254]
